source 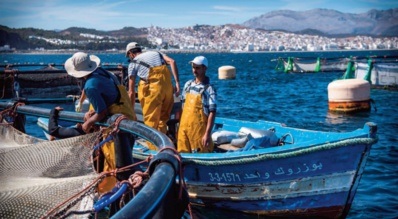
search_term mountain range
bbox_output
[242,8,398,36]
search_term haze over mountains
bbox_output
[242,8,398,36]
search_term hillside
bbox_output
[0,25,149,50]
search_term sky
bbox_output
[0,0,397,31]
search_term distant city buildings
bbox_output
[0,45,14,52]
[147,25,398,52]
[16,25,398,52]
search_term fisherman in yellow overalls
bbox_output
[126,42,180,150]
[65,52,136,188]
[178,56,217,153]
[66,52,139,216]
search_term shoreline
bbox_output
[1,48,397,55]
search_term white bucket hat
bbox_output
[65,52,100,78]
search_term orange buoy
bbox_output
[327,79,371,113]
[218,66,236,79]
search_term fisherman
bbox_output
[177,56,217,153]
[126,42,180,150]
[65,51,136,175]
[65,52,139,215]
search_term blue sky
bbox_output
[0,0,397,31]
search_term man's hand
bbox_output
[75,102,82,112]
[55,106,64,111]
[202,133,211,148]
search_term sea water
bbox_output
[1,50,397,219]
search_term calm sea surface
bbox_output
[1,50,397,219]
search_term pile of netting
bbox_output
[0,124,101,218]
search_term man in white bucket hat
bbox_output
[65,52,100,78]
[65,52,136,130]
[125,42,180,150]
[65,52,137,201]
[177,56,217,153]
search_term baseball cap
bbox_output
[125,42,141,57]
[189,56,208,68]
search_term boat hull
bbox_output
[182,143,370,218]
[35,110,376,218]
[133,118,377,218]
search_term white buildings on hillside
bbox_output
[17,25,398,52]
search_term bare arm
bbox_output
[163,54,180,97]
[82,109,108,133]
[202,111,216,148]
[79,90,86,106]
[75,90,87,112]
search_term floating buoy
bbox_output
[327,79,371,113]
[218,66,236,79]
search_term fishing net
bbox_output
[355,62,398,86]
[282,58,350,72]
[0,124,100,219]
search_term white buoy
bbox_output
[327,79,371,113]
[218,66,236,79]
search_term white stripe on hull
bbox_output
[187,170,356,200]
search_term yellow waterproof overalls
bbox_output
[177,88,214,153]
[138,64,174,150]
[92,84,136,193]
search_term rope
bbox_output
[43,115,151,218]
[133,137,377,167]
[129,171,150,189]
[0,101,25,124]
[41,171,114,219]
[112,115,129,134]
[91,115,129,151]
[42,156,153,219]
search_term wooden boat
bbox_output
[131,117,378,218]
[33,98,378,218]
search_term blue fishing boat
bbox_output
[132,117,378,218]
